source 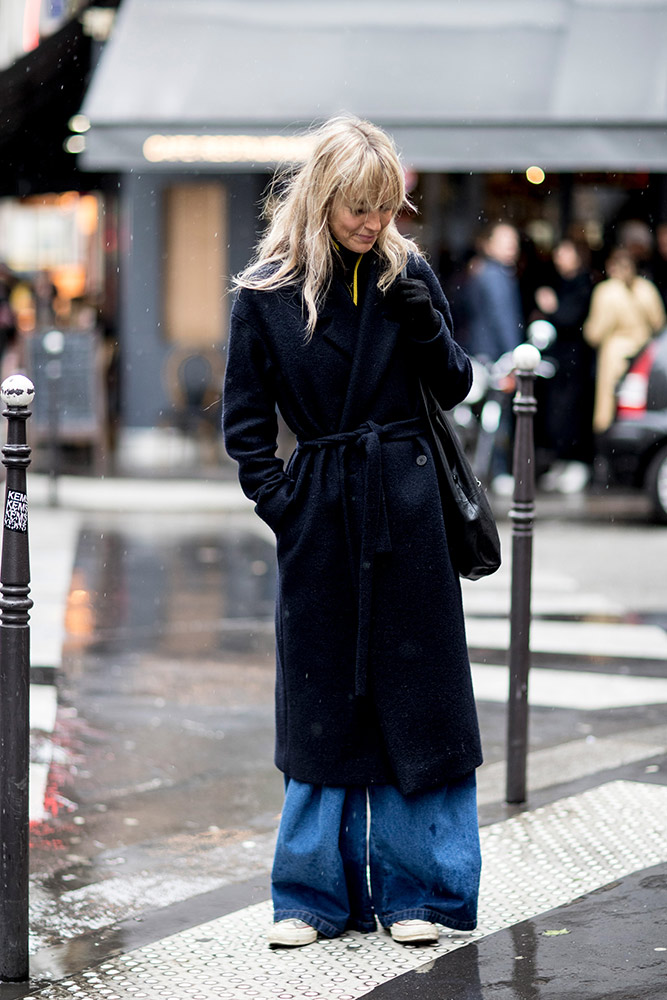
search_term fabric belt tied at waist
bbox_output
[298,416,424,697]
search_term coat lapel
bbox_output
[276,280,355,360]
[339,258,400,431]
[318,280,358,360]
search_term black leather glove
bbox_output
[389,278,441,339]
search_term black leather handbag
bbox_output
[419,379,502,580]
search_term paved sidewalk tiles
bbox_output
[24,780,667,999]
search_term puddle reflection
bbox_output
[64,525,276,658]
[30,518,282,962]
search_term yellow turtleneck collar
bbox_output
[331,239,364,306]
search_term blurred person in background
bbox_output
[0,262,19,379]
[32,270,58,330]
[650,221,667,308]
[584,248,665,437]
[464,221,524,493]
[534,239,595,492]
[617,219,654,280]
[465,222,524,362]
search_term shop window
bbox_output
[163,183,227,347]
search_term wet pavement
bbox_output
[28,511,283,954]
[18,779,667,1000]
[366,863,667,999]
[3,473,666,997]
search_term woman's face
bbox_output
[329,199,393,253]
[607,254,635,284]
[553,241,580,278]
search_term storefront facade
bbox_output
[74,0,667,470]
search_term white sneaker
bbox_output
[540,461,566,492]
[556,461,590,494]
[491,473,514,497]
[541,461,590,494]
[389,919,439,944]
[268,918,318,948]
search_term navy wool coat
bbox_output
[223,253,483,795]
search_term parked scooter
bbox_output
[451,321,557,488]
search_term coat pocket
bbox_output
[259,451,311,535]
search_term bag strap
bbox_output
[418,374,435,422]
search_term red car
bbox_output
[598,327,667,521]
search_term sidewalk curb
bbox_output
[27,474,253,514]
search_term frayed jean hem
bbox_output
[273,908,376,939]
[380,907,477,932]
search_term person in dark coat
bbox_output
[223,116,482,950]
[465,222,524,364]
[534,239,595,491]
[463,222,524,491]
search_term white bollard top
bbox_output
[1,375,35,408]
[513,343,541,373]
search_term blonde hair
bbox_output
[235,115,420,334]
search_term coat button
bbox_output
[416,454,427,466]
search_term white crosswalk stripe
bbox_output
[462,570,667,710]
[472,663,667,709]
[461,568,624,617]
[466,565,667,804]
[29,682,58,823]
[466,618,667,661]
[30,683,58,732]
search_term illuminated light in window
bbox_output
[526,165,546,185]
[57,191,79,207]
[64,584,94,641]
[77,195,99,236]
[81,7,116,41]
[64,135,86,154]
[142,133,315,164]
[68,114,91,134]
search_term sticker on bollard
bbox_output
[5,489,27,533]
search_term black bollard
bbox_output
[0,375,35,982]
[506,345,540,805]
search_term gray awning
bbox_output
[79,0,667,172]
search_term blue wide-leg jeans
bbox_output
[271,775,481,938]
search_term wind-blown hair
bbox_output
[235,115,421,335]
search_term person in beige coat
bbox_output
[584,248,666,433]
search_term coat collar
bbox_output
[280,256,401,431]
[317,277,358,359]
[338,256,400,431]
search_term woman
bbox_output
[584,247,665,434]
[223,116,482,949]
[534,239,595,490]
